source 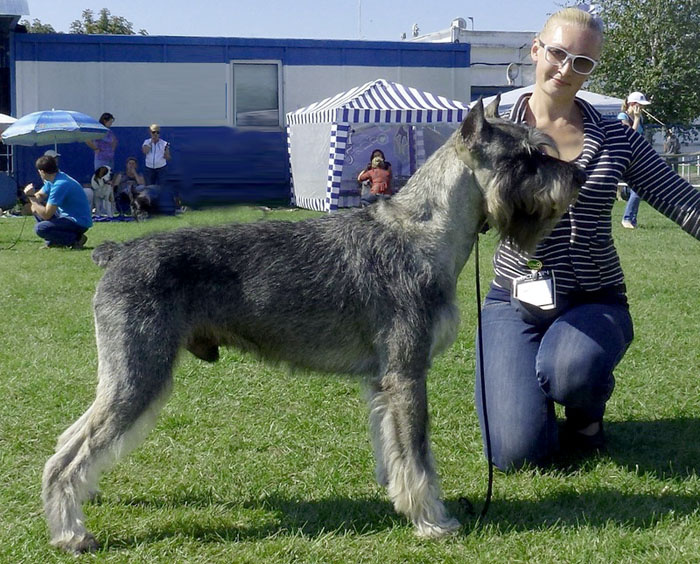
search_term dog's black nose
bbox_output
[574,168,588,186]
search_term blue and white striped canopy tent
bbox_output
[286,79,469,212]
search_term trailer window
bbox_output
[233,62,281,127]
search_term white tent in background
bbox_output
[286,79,470,212]
[478,84,624,116]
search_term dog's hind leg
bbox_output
[52,403,106,502]
[42,329,177,554]
[378,364,460,538]
[55,403,95,451]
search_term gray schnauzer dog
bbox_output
[42,97,585,553]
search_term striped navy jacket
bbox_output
[493,94,700,295]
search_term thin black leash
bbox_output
[1,175,30,250]
[1,214,29,250]
[474,233,494,519]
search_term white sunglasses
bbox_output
[537,39,599,75]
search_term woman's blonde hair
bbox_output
[540,7,604,37]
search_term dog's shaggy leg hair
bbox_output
[52,404,103,502]
[366,381,389,487]
[43,382,173,553]
[373,367,460,537]
[43,306,178,554]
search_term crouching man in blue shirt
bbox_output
[24,155,93,249]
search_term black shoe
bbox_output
[72,234,88,249]
[560,420,606,452]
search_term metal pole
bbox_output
[358,0,362,39]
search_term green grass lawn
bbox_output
[0,202,698,563]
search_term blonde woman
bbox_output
[141,124,171,185]
[474,6,700,471]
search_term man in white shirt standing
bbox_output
[142,124,171,185]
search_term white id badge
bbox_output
[513,271,556,310]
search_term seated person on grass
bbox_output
[113,156,146,215]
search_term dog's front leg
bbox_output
[365,380,389,487]
[378,368,460,537]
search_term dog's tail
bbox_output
[92,241,122,268]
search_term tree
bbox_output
[19,18,58,33]
[588,0,700,127]
[69,8,148,36]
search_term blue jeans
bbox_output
[146,165,167,186]
[474,285,634,470]
[623,190,641,225]
[35,216,87,246]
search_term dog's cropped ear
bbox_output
[460,98,492,145]
[484,94,501,119]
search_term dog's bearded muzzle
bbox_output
[485,158,584,253]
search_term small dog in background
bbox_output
[129,185,153,221]
[91,166,115,218]
[129,185,180,221]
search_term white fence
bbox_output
[665,152,700,187]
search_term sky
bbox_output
[19,0,564,40]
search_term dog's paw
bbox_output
[414,516,461,538]
[52,532,100,554]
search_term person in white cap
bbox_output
[619,92,651,228]
[44,149,61,159]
